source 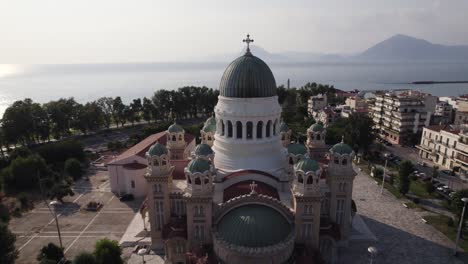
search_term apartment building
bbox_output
[454,96,468,125]
[417,125,468,179]
[307,93,327,116]
[370,90,436,145]
[433,101,454,125]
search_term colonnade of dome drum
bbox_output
[215,119,280,140]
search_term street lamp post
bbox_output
[48,201,64,250]
[368,246,378,264]
[380,153,388,195]
[454,197,468,256]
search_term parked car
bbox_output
[434,183,445,188]
[449,192,456,198]
[385,142,393,146]
[417,172,426,178]
[418,161,427,167]
[441,170,452,175]
[432,179,440,184]
[442,185,449,189]
[119,194,134,201]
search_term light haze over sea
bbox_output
[0,61,467,116]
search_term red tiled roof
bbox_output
[171,160,190,180]
[108,131,166,165]
[122,162,147,170]
[223,180,279,202]
[107,132,195,165]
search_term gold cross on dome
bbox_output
[243,34,254,52]
[250,181,258,194]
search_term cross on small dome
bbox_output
[243,34,254,53]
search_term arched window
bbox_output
[298,174,304,183]
[282,135,285,140]
[221,120,225,136]
[266,121,271,137]
[161,159,167,165]
[236,121,243,139]
[195,177,201,185]
[307,176,313,184]
[273,119,278,135]
[172,135,176,141]
[257,121,263,139]
[289,157,294,165]
[334,158,339,164]
[317,134,321,140]
[246,121,253,139]
[342,158,347,165]
[194,206,198,215]
[227,121,233,138]
[204,177,209,184]
[179,134,183,140]
[207,136,211,141]
[187,176,191,184]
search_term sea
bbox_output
[0,61,467,116]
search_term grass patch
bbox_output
[424,215,468,252]
[384,182,403,199]
[404,202,424,210]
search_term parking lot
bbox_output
[9,168,141,263]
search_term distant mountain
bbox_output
[356,34,468,61]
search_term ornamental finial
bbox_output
[341,135,344,143]
[250,181,258,194]
[243,34,254,54]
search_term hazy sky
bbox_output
[1,0,468,63]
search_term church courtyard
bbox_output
[9,168,141,263]
[339,166,466,264]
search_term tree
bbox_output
[73,252,97,264]
[343,113,375,154]
[112,97,126,127]
[0,223,17,264]
[96,97,114,129]
[2,154,50,191]
[94,238,123,264]
[37,243,64,263]
[398,160,413,195]
[48,179,75,203]
[44,98,78,138]
[64,158,83,179]
[452,189,468,238]
[130,98,142,124]
[141,97,154,122]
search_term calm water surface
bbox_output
[0,61,467,115]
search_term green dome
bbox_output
[331,141,353,155]
[219,53,277,98]
[168,122,184,133]
[287,143,307,155]
[309,123,324,132]
[294,157,319,172]
[217,204,292,247]
[280,121,289,132]
[148,143,168,156]
[187,158,211,173]
[202,116,216,133]
[194,144,213,156]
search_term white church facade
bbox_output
[111,36,357,264]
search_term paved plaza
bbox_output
[9,168,140,264]
[338,166,467,264]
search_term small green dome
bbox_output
[219,53,277,98]
[287,143,307,155]
[217,204,292,247]
[187,158,211,173]
[309,123,324,132]
[202,116,216,133]
[168,122,184,133]
[280,121,289,133]
[194,144,213,156]
[331,141,353,155]
[148,143,168,156]
[294,157,319,172]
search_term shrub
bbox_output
[37,243,64,263]
[94,238,123,264]
[412,197,420,204]
[2,154,49,192]
[0,203,10,223]
[0,222,18,264]
[425,182,435,193]
[35,140,85,165]
[64,158,83,180]
[447,217,455,227]
[17,193,29,209]
[73,252,97,264]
